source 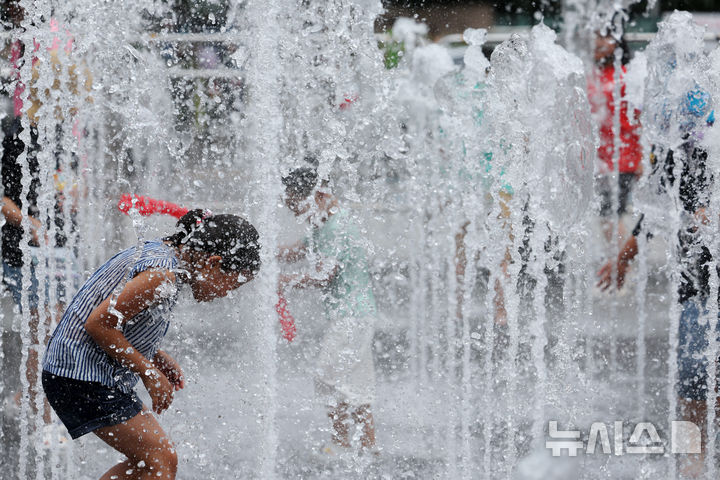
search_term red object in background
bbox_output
[275,295,297,342]
[587,65,642,174]
[118,194,189,218]
[339,94,358,111]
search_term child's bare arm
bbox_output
[279,260,339,291]
[153,350,185,391]
[84,269,177,413]
[278,240,308,263]
[1,195,44,245]
[597,235,638,291]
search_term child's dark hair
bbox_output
[597,10,631,66]
[165,209,261,273]
[282,167,318,200]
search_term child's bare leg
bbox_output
[327,402,351,448]
[23,306,54,423]
[679,398,706,440]
[24,346,52,423]
[94,408,177,480]
[18,309,48,419]
[677,398,706,478]
[352,404,376,450]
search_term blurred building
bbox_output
[376,1,494,40]
[377,0,720,37]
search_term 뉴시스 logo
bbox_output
[545,420,702,457]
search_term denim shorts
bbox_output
[677,299,720,401]
[42,371,144,439]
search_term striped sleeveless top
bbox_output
[43,240,179,393]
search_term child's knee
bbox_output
[145,446,177,477]
[351,404,372,423]
[159,447,178,475]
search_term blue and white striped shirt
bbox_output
[43,240,179,393]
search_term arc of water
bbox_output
[445,237,460,478]
[429,229,443,452]
[664,142,682,480]
[244,0,283,476]
[702,151,720,477]
[15,0,39,474]
[634,229,648,413]
[414,238,429,391]
[703,215,719,477]
[63,20,100,478]
[529,217,549,448]
[481,231,501,477]
[32,33,56,480]
[459,223,479,479]
[503,196,523,479]
[567,226,594,399]
[605,19,625,382]
[49,12,84,474]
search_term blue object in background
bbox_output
[684,87,710,117]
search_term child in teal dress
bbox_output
[278,167,378,454]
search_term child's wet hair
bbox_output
[282,167,318,200]
[166,209,261,273]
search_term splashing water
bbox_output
[3,2,720,479]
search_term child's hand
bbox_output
[142,368,174,414]
[597,259,628,291]
[29,216,47,246]
[277,274,293,293]
[153,350,185,391]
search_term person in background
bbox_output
[278,166,379,455]
[598,77,715,479]
[0,0,51,429]
[587,29,642,247]
[1,3,91,426]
